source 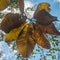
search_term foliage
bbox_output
[0,0,60,60]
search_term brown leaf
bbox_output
[39,23,60,35]
[34,2,51,17]
[0,13,26,33]
[16,24,36,57]
[34,23,60,35]
[18,0,24,14]
[34,10,57,25]
[33,25,51,49]
[0,0,10,11]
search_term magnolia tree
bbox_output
[0,0,60,60]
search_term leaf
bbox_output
[1,13,20,33]
[34,2,51,17]
[46,54,52,56]
[36,23,60,35]
[0,13,26,33]
[4,23,27,42]
[33,2,60,36]
[44,23,60,35]
[34,29,51,49]
[0,0,10,11]
[18,0,24,14]
[16,24,36,57]
[34,10,57,25]
[33,21,60,49]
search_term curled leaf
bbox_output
[38,23,60,35]
[0,0,10,11]
[0,13,26,33]
[34,10,57,25]
[16,24,36,57]
[34,22,60,35]
[34,2,51,16]
[4,23,27,42]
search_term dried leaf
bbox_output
[16,24,36,57]
[0,13,26,33]
[18,0,24,14]
[34,10,57,25]
[38,23,60,35]
[5,23,27,42]
[34,26,51,49]
[34,22,60,35]
[34,2,51,16]
[0,0,10,11]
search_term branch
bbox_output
[18,0,24,15]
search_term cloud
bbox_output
[24,1,34,9]
[55,0,60,2]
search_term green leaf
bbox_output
[46,54,52,56]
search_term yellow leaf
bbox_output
[4,23,28,42]
[16,24,36,57]
[34,2,51,16]
[0,0,10,11]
